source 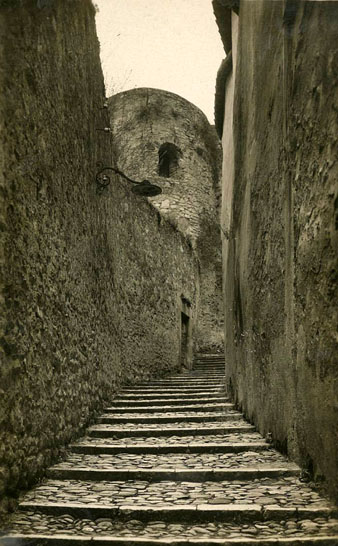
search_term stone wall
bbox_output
[109,88,224,352]
[0,0,199,517]
[215,0,338,500]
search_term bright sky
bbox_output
[95,0,225,123]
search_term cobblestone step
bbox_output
[192,363,224,366]
[3,512,338,544]
[184,367,224,371]
[191,371,224,374]
[116,392,227,400]
[97,412,243,424]
[193,365,225,369]
[193,364,224,367]
[50,451,289,469]
[88,422,256,438]
[17,477,337,514]
[47,452,299,482]
[194,361,224,364]
[171,372,225,377]
[121,386,226,392]
[134,382,225,388]
[102,403,233,414]
[137,378,225,384]
[17,499,338,523]
[189,371,224,374]
[166,378,225,382]
[108,396,229,407]
[47,467,300,483]
[70,442,269,455]
[4,536,338,546]
[70,435,269,454]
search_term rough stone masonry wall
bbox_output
[0,0,199,518]
[218,1,338,500]
[109,88,224,352]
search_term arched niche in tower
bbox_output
[158,143,182,178]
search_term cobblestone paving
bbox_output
[117,391,226,397]
[74,431,267,446]
[121,385,224,388]
[99,408,239,421]
[6,512,338,539]
[3,356,338,544]
[21,477,330,508]
[110,397,228,406]
[105,402,233,411]
[51,450,290,471]
[89,419,251,431]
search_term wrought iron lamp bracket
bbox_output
[95,167,162,197]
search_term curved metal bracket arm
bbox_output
[96,166,139,188]
[109,167,141,185]
[95,166,162,197]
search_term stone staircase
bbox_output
[1,354,338,545]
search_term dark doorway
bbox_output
[181,312,190,369]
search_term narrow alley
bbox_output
[0,1,337,544]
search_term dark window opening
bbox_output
[158,142,181,178]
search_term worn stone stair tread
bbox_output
[190,372,225,375]
[48,451,295,473]
[70,441,269,454]
[135,380,225,384]
[18,501,337,524]
[103,403,234,413]
[115,392,227,400]
[99,409,240,418]
[92,413,246,433]
[192,362,225,371]
[127,376,224,381]
[71,431,266,448]
[88,422,256,437]
[190,372,225,374]
[135,380,225,386]
[140,375,225,379]
[118,391,227,397]
[170,373,225,377]
[18,476,336,515]
[47,467,300,482]
[4,512,338,544]
[193,363,225,365]
[190,373,224,376]
[180,364,223,368]
[5,511,338,542]
[4,536,338,546]
[3,534,338,546]
[109,397,229,407]
[121,384,225,396]
[71,431,265,445]
[165,379,225,382]
[186,368,225,370]
[169,372,225,375]
[193,364,225,366]
[97,412,243,424]
[122,380,224,384]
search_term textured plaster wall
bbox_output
[109,89,224,351]
[0,1,199,517]
[218,1,338,500]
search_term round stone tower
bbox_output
[109,87,223,352]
